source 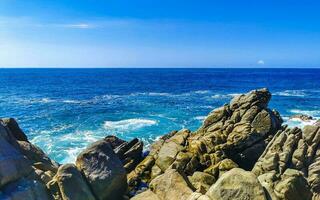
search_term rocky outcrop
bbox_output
[252,124,319,200]
[0,118,53,200]
[128,88,283,197]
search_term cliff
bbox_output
[0,88,319,200]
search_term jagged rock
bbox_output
[105,136,144,173]
[76,139,127,200]
[148,169,195,200]
[206,168,266,200]
[51,164,95,200]
[252,124,320,199]
[127,89,283,196]
[274,169,312,200]
[1,118,28,141]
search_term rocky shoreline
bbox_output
[1,88,319,200]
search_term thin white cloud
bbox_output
[257,60,265,65]
[60,23,92,29]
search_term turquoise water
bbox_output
[0,68,319,163]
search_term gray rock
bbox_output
[76,139,127,200]
[54,164,95,200]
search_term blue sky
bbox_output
[0,0,319,67]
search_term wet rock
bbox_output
[76,139,127,200]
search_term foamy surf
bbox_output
[103,118,158,132]
[284,117,318,128]
[274,90,306,97]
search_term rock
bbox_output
[53,164,95,200]
[17,140,59,173]
[188,171,216,193]
[1,118,28,141]
[206,168,266,200]
[104,136,144,173]
[0,123,33,187]
[290,114,313,121]
[130,190,160,200]
[274,169,312,200]
[76,139,127,200]
[127,88,283,196]
[0,178,50,200]
[155,141,184,171]
[149,169,194,200]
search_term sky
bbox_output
[0,0,319,68]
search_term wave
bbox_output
[103,118,158,132]
[194,116,206,121]
[211,93,241,99]
[284,117,318,128]
[274,90,306,97]
[193,90,211,94]
[290,109,320,117]
[148,92,171,96]
[62,100,82,104]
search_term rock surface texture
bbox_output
[1,88,320,200]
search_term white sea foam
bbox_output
[284,118,318,128]
[194,90,211,94]
[61,147,84,163]
[62,100,81,104]
[148,92,171,96]
[211,93,241,99]
[290,109,320,116]
[274,90,306,97]
[194,116,206,121]
[103,118,158,132]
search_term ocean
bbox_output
[0,68,319,163]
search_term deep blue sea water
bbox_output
[0,68,319,163]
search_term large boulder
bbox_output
[76,139,127,200]
[51,164,95,200]
[148,169,194,200]
[0,122,33,187]
[206,168,266,200]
